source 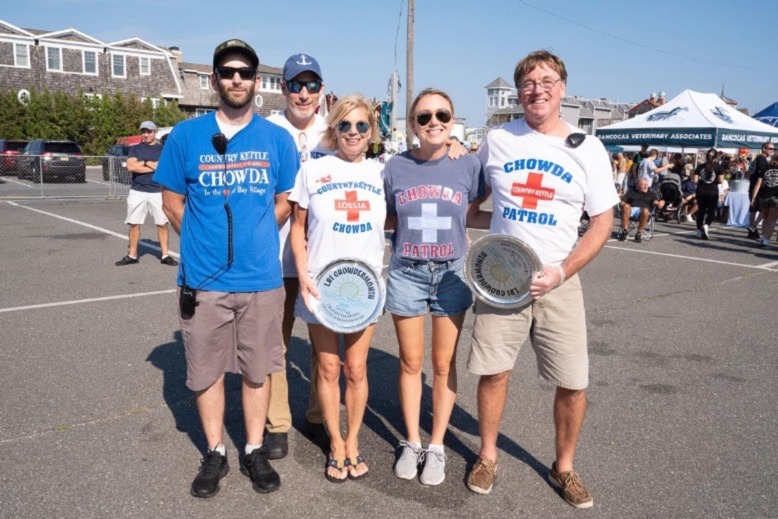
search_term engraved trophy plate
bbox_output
[309,259,385,333]
[465,235,542,309]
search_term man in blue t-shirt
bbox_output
[153,39,299,499]
[115,120,178,266]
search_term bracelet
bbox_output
[554,264,567,286]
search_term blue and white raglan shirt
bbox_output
[478,118,619,266]
[154,112,299,292]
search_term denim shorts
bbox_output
[385,255,472,317]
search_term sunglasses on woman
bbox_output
[286,80,323,94]
[214,66,256,80]
[415,109,452,126]
[337,120,370,134]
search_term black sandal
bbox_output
[325,456,348,484]
[346,454,369,480]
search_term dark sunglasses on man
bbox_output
[416,109,452,126]
[286,80,323,94]
[337,120,370,134]
[215,66,256,80]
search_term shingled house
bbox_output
[0,19,285,118]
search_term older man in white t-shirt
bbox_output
[466,50,619,509]
[265,53,332,459]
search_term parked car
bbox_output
[102,144,133,184]
[0,139,29,174]
[17,140,86,183]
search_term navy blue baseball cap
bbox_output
[283,53,322,82]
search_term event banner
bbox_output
[595,127,778,149]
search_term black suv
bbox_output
[17,140,86,183]
[102,144,132,184]
[0,139,28,174]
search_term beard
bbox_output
[217,80,254,109]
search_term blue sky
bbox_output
[7,0,777,127]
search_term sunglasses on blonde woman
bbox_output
[337,120,370,134]
[415,109,452,126]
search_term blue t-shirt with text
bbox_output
[154,112,299,292]
[384,152,482,261]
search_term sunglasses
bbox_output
[286,80,323,94]
[415,109,452,126]
[215,66,256,80]
[337,120,370,134]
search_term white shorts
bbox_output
[125,190,168,226]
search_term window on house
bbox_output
[46,47,62,71]
[83,51,97,74]
[260,76,281,92]
[140,56,150,75]
[14,44,30,67]
[112,54,125,77]
[195,108,213,116]
[199,74,209,90]
[270,110,282,116]
[151,98,160,109]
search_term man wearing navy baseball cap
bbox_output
[266,53,330,460]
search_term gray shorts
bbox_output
[467,274,589,390]
[179,287,285,391]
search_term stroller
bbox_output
[656,179,685,224]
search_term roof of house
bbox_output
[485,77,513,89]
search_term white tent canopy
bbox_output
[596,90,778,149]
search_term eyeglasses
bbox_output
[337,120,370,134]
[765,147,775,151]
[415,109,452,126]
[519,77,561,92]
[215,66,256,80]
[286,80,323,94]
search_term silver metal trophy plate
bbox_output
[309,258,385,333]
[465,235,542,309]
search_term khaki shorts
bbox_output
[467,274,589,390]
[125,189,168,226]
[179,287,285,391]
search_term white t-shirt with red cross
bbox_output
[289,155,386,278]
[478,118,618,266]
[267,112,332,277]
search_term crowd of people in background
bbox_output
[610,144,777,247]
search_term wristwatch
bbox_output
[143,160,148,167]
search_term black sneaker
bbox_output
[115,255,139,266]
[634,232,643,243]
[264,432,288,460]
[240,446,280,493]
[190,449,229,498]
[748,228,760,240]
[160,255,179,266]
[617,230,628,242]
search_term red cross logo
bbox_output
[335,190,371,222]
[511,173,555,210]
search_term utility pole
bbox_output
[405,0,414,151]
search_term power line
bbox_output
[393,0,404,70]
[515,0,769,71]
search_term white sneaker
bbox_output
[420,446,447,486]
[394,441,423,480]
[702,224,710,240]
[686,215,693,222]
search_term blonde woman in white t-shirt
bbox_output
[289,94,385,484]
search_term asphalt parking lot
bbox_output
[1,198,776,519]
